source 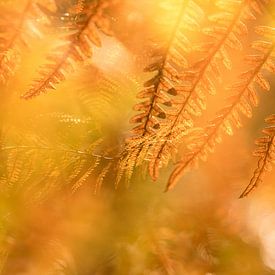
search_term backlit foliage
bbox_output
[240,113,275,197]
[1,0,275,274]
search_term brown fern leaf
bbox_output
[240,114,275,198]
[21,0,113,99]
[147,0,270,181]
[0,138,113,199]
[130,0,202,138]
[120,0,269,184]
[117,0,204,183]
[166,25,275,191]
[0,1,44,84]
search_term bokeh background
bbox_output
[1,0,275,274]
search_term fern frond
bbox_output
[0,139,113,199]
[120,0,270,183]
[118,0,203,183]
[21,0,113,99]
[0,0,44,84]
[147,0,270,181]
[149,230,176,275]
[71,156,101,193]
[130,0,202,136]
[167,25,275,191]
[240,114,275,198]
[94,161,112,193]
[76,69,139,123]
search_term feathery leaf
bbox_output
[167,25,275,191]
[240,114,275,197]
[147,0,270,181]
[118,0,204,183]
[21,0,113,99]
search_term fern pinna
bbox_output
[240,114,275,197]
[167,25,275,191]
[21,0,113,99]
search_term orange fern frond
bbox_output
[0,0,44,84]
[21,0,113,99]
[130,0,202,137]
[120,0,270,184]
[117,0,204,183]
[147,0,270,181]
[240,114,275,198]
[167,25,275,191]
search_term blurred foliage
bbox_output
[0,0,275,274]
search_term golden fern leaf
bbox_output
[0,137,113,199]
[94,161,112,193]
[129,0,201,137]
[71,156,101,193]
[166,25,275,191]
[117,0,204,183]
[240,114,275,198]
[120,0,269,184]
[0,0,44,84]
[147,0,270,181]
[21,0,113,99]
[75,68,139,123]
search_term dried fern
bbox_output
[167,25,275,191]
[119,0,270,184]
[0,138,113,200]
[117,0,204,183]
[21,0,113,99]
[240,114,275,197]
[146,0,267,181]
